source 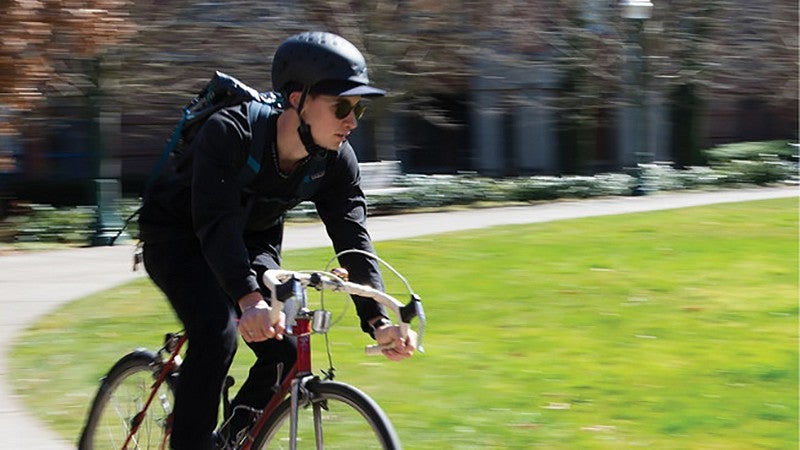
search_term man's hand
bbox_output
[238,292,285,343]
[373,324,417,361]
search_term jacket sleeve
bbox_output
[190,108,260,302]
[313,146,387,333]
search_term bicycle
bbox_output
[78,250,425,450]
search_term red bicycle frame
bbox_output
[238,314,313,450]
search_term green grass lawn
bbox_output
[10,198,798,449]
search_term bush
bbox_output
[0,199,140,244]
[702,140,798,186]
[369,147,794,213]
[703,140,797,164]
[1,203,95,243]
[715,157,797,185]
[2,141,795,244]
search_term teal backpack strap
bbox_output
[144,108,190,192]
[112,108,191,245]
[239,101,273,186]
[240,98,327,199]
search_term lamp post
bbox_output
[621,0,653,195]
[621,0,653,20]
[89,56,128,246]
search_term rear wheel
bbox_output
[251,379,400,449]
[78,351,176,450]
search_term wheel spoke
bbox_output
[78,352,175,450]
[252,380,400,449]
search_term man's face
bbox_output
[300,95,362,151]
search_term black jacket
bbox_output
[139,101,386,332]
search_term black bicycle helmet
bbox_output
[271,31,385,98]
[271,31,385,157]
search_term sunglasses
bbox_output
[333,100,367,120]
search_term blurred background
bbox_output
[0,0,796,243]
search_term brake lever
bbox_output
[414,299,426,354]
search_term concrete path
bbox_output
[0,186,795,449]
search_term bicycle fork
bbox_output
[281,311,336,450]
[238,312,316,450]
[289,313,314,450]
[286,374,328,450]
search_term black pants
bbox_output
[143,238,296,450]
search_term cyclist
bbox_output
[138,31,416,450]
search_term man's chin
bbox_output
[314,139,341,152]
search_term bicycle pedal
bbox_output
[225,375,235,387]
[212,431,236,450]
[222,376,235,419]
[132,243,143,271]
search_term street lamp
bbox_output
[620,0,653,195]
[620,0,653,20]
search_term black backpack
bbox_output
[147,71,281,190]
[115,72,326,243]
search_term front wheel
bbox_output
[78,350,176,450]
[251,379,401,449]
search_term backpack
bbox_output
[146,71,282,190]
[114,71,326,244]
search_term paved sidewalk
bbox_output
[0,186,795,449]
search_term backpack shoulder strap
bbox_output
[239,99,327,200]
[143,109,190,193]
[238,101,274,186]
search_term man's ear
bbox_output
[288,91,303,109]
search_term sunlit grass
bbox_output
[10,197,798,449]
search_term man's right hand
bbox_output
[238,293,286,342]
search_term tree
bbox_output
[1,1,796,186]
[0,0,136,120]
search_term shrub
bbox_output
[1,203,95,243]
[703,140,797,164]
[699,140,798,186]
[1,141,795,244]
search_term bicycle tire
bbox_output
[251,379,401,449]
[78,350,176,450]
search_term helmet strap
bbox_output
[297,121,329,159]
[295,87,309,115]
[295,87,331,159]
